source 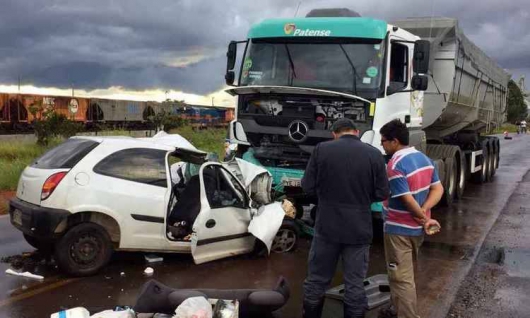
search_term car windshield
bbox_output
[239,40,385,98]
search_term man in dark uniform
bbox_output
[301,118,389,318]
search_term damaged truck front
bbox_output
[224,14,392,215]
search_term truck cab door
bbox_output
[191,162,255,264]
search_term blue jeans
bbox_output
[303,237,370,318]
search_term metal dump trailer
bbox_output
[393,18,509,137]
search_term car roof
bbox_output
[72,132,207,156]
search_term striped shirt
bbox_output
[383,147,440,236]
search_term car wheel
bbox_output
[271,223,298,253]
[54,223,113,276]
[23,234,54,254]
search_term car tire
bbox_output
[23,234,54,254]
[271,221,299,254]
[54,223,113,277]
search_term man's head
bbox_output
[380,119,409,156]
[331,118,359,139]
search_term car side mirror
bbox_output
[413,40,430,74]
[411,75,429,91]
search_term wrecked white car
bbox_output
[8,132,293,276]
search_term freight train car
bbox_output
[0,92,235,133]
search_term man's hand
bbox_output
[424,219,441,235]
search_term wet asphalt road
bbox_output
[1,134,530,318]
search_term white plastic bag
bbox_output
[173,297,213,318]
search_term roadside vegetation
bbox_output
[0,127,226,192]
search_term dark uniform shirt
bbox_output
[301,135,389,244]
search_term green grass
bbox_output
[0,127,227,191]
[0,139,62,191]
[169,126,226,159]
[492,123,519,134]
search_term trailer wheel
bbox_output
[495,138,500,169]
[440,157,457,206]
[471,142,488,184]
[486,142,495,182]
[455,153,467,199]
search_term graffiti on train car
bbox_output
[0,93,234,133]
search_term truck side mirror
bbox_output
[411,75,429,91]
[225,71,235,86]
[227,41,237,70]
[225,41,237,86]
[413,40,430,74]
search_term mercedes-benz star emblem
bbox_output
[288,120,309,143]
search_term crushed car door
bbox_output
[191,162,254,264]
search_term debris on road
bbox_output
[51,307,90,318]
[144,267,154,276]
[144,254,164,263]
[5,268,44,280]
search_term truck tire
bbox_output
[455,153,467,199]
[440,157,457,206]
[486,141,495,182]
[471,142,488,184]
[495,138,500,169]
[54,223,113,276]
[490,137,499,175]
[426,144,461,205]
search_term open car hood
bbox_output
[225,85,371,104]
[140,131,207,162]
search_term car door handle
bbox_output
[206,219,216,228]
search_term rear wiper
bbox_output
[284,44,297,85]
[339,44,358,96]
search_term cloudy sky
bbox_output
[0,0,528,106]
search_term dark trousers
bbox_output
[303,237,370,318]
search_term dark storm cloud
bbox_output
[0,0,528,95]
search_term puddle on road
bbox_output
[420,241,473,260]
[501,249,530,278]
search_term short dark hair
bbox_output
[331,118,357,134]
[380,119,409,145]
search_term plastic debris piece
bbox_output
[144,254,164,263]
[5,269,44,280]
[144,267,154,276]
[50,307,90,318]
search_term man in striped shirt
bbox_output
[379,119,444,318]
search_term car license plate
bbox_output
[12,209,22,226]
[282,178,301,187]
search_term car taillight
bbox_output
[41,172,67,200]
[316,115,326,123]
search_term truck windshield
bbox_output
[240,40,385,98]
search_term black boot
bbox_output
[303,299,324,318]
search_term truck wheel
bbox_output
[455,153,467,199]
[495,138,500,169]
[491,138,499,176]
[54,223,113,276]
[23,234,54,254]
[271,222,298,253]
[471,143,488,184]
[440,157,457,206]
[486,143,495,182]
